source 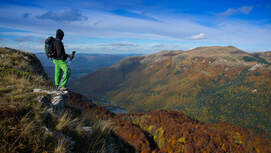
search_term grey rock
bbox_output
[37,96,52,108]
[33,88,62,95]
[42,126,54,136]
[51,95,67,114]
[34,88,70,114]
[7,85,16,89]
[77,126,93,133]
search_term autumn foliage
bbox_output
[68,91,271,153]
[72,46,271,137]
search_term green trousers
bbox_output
[53,59,70,88]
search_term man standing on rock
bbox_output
[53,29,73,92]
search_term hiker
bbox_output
[52,29,73,91]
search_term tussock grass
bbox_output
[0,48,57,153]
[54,137,68,153]
[0,101,57,153]
[56,111,79,131]
[86,121,113,153]
[69,119,115,153]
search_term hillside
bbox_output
[71,46,271,136]
[1,47,271,153]
[0,47,134,153]
[71,91,271,153]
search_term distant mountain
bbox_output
[36,53,141,81]
[71,46,271,136]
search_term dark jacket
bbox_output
[54,29,67,60]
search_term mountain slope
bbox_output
[71,46,271,136]
[1,47,271,153]
[0,47,134,153]
[0,47,56,152]
[70,91,271,153]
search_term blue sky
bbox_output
[0,0,270,54]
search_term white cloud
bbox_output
[3,42,43,52]
[188,33,206,40]
[37,9,88,22]
[151,44,184,50]
[64,43,145,54]
[0,38,4,42]
[219,6,254,16]
[239,6,254,14]
[219,8,237,17]
[0,4,270,53]
[0,31,44,37]
[99,42,139,47]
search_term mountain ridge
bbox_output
[71,46,271,137]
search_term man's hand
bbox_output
[66,51,76,60]
[70,51,76,60]
[68,54,74,60]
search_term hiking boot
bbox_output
[59,87,68,94]
[60,87,68,91]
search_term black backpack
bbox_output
[45,36,56,58]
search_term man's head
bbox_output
[56,29,64,40]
